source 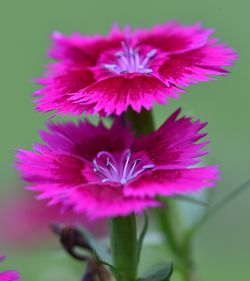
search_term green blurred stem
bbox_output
[125,108,197,281]
[110,214,138,281]
[155,202,196,281]
[155,202,182,257]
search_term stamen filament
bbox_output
[93,150,155,184]
[102,41,157,75]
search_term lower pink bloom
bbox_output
[16,109,219,218]
[0,256,20,281]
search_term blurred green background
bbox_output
[0,0,249,280]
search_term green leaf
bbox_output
[187,178,250,239]
[137,212,149,265]
[137,263,173,281]
[174,195,208,206]
[110,214,138,281]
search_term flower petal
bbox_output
[159,40,237,87]
[16,150,88,186]
[34,67,96,116]
[125,166,219,197]
[134,21,214,54]
[65,183,161,219]
[133,109,209,167]
[49,27,125,66]
[40,118,135,161]
[70,74,180,115]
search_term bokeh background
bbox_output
[0,0,249,280]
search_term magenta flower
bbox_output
[16,109,218,218]
[0,256,20,281]
[34,21,237,116]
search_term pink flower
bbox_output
[0,193,107,247]
[34,21,237,116]
[16,109,218,218]
[0,256,20,281]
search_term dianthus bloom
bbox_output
[0,256,20,281]
[16,109,218,218]
[34,21,237,116]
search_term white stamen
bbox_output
[102,41,157,75]
[93,150,154,184]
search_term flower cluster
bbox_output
[17,21,236,219]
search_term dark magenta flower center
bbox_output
[93,149,154,184]
[102,41,157,74]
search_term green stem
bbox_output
[125,108,155,134]
[155,204,182,257]
[110,214,138,281]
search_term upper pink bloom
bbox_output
[34,21,237,116]
[16,109,218,218]
[0,256,20,281]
